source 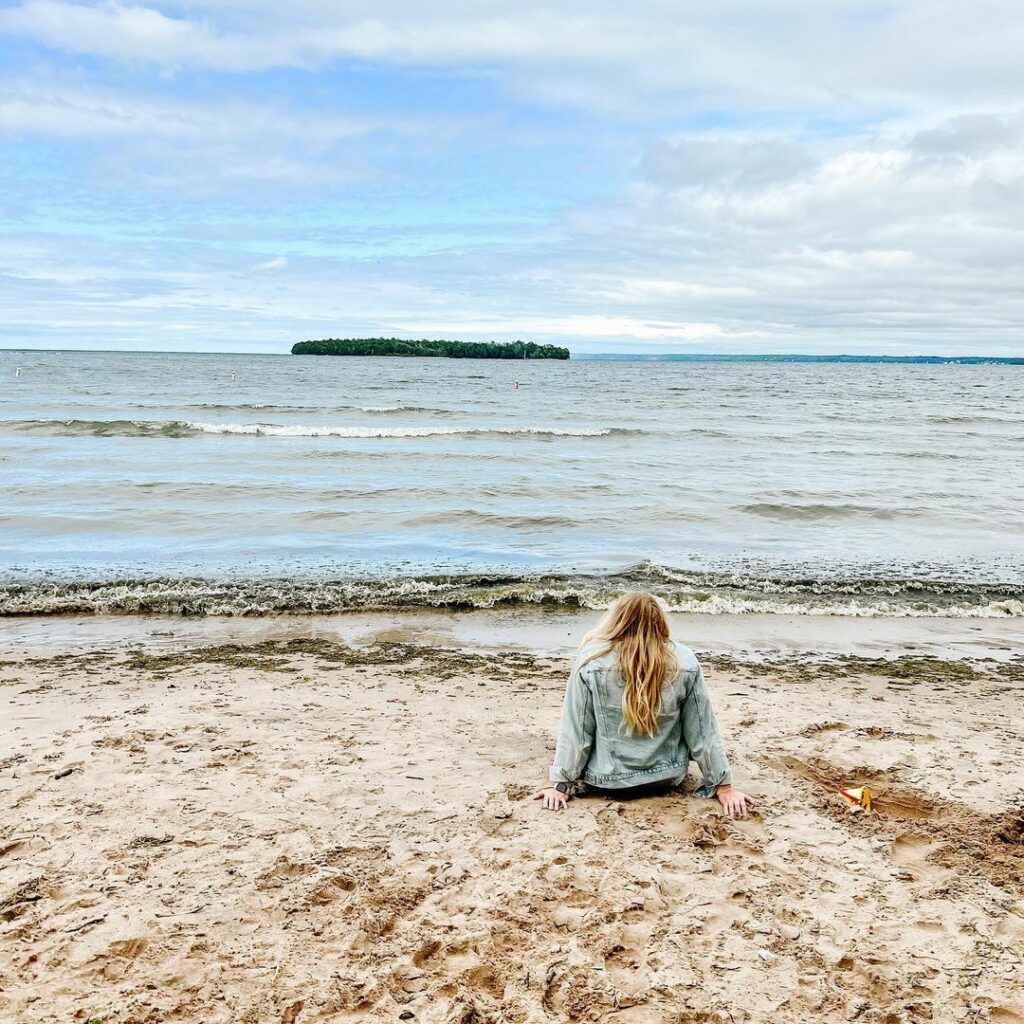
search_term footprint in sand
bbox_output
[107,936,149,959]
[991,1007,1024,1024]
[891,832,938,865]
[306,873,357,905]
[412,938,444,968]
[603,940,641,971]
[254,856,315,890]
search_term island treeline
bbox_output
[291,338,570,359]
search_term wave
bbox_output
[688,428,736,439]
[355,405,449,414]
[179,403,450,415]
[404,510,579,530]
[175,403,316,413]
[926,413,1024,425]
[737,501,913,521]
[2,565,1021,618]
[3,418,626,440]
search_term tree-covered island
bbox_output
[291,338,570,359]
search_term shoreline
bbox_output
[4,607,1024,664]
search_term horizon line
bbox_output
[3,346,1024,363]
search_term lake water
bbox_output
[1,349,1022,616]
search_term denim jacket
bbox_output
[548,640,732,796]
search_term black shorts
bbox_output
[583,779,680,800]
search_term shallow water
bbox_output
[2,349,1022,616]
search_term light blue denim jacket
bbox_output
[548,640,732,796]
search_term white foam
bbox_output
[184,422,613,438]
[661,594,1024,618]
[493,589,1024,618]
[1,579,1021,617]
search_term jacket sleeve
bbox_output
[548,657,596,788]
[681,663,733,797]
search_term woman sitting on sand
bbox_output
[534,592,755,818]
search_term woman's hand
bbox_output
[533,788,569,811]
[716,784,755,819]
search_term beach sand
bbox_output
[2,620,1023,1023]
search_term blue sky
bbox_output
[2,1,1023,354]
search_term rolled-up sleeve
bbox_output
[682,664,732,797]
[548,659,596,787]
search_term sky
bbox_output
[1,2,1024,355]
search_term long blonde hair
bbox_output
[579,591,678,736]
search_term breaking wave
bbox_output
[3,418,625,439]
[178,403,451,415]
[2,564,1021,618]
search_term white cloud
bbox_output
[253,255,287,272]
[1,1,1023,117]
[0,78,467,189]
[0,80,424,143]
[393,315,745,341]
[642,138,815,191]
[541,114,1024,348]
[0,1,280,71]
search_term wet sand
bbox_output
[2,619,1023,1023]
[4,606,1024,662]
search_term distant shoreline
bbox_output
[576,353,1024,364]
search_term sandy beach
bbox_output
[2,617,1023,1024]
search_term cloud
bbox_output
[0,0,280,71]
[642,138,815,191]
[0,81,377,142]
[542,114,1024,348]
[391,315,745,341]
[0,77,469,191]
[253,255,287,272]
[910,114,1021,157]
[3,1,1024,113]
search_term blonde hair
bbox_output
[579,591,679,736]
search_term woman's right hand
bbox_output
[716,784,755,819]
[533,788,569,811]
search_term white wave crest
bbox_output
[660,594,1024,618]
[4,580,1020,618]
[184,422,613,438]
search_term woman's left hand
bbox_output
[533,788,569,811]
[716,784,755,819]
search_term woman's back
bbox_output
[550,636,730,795]
[537,591,755,817]
[574,639,698,780]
